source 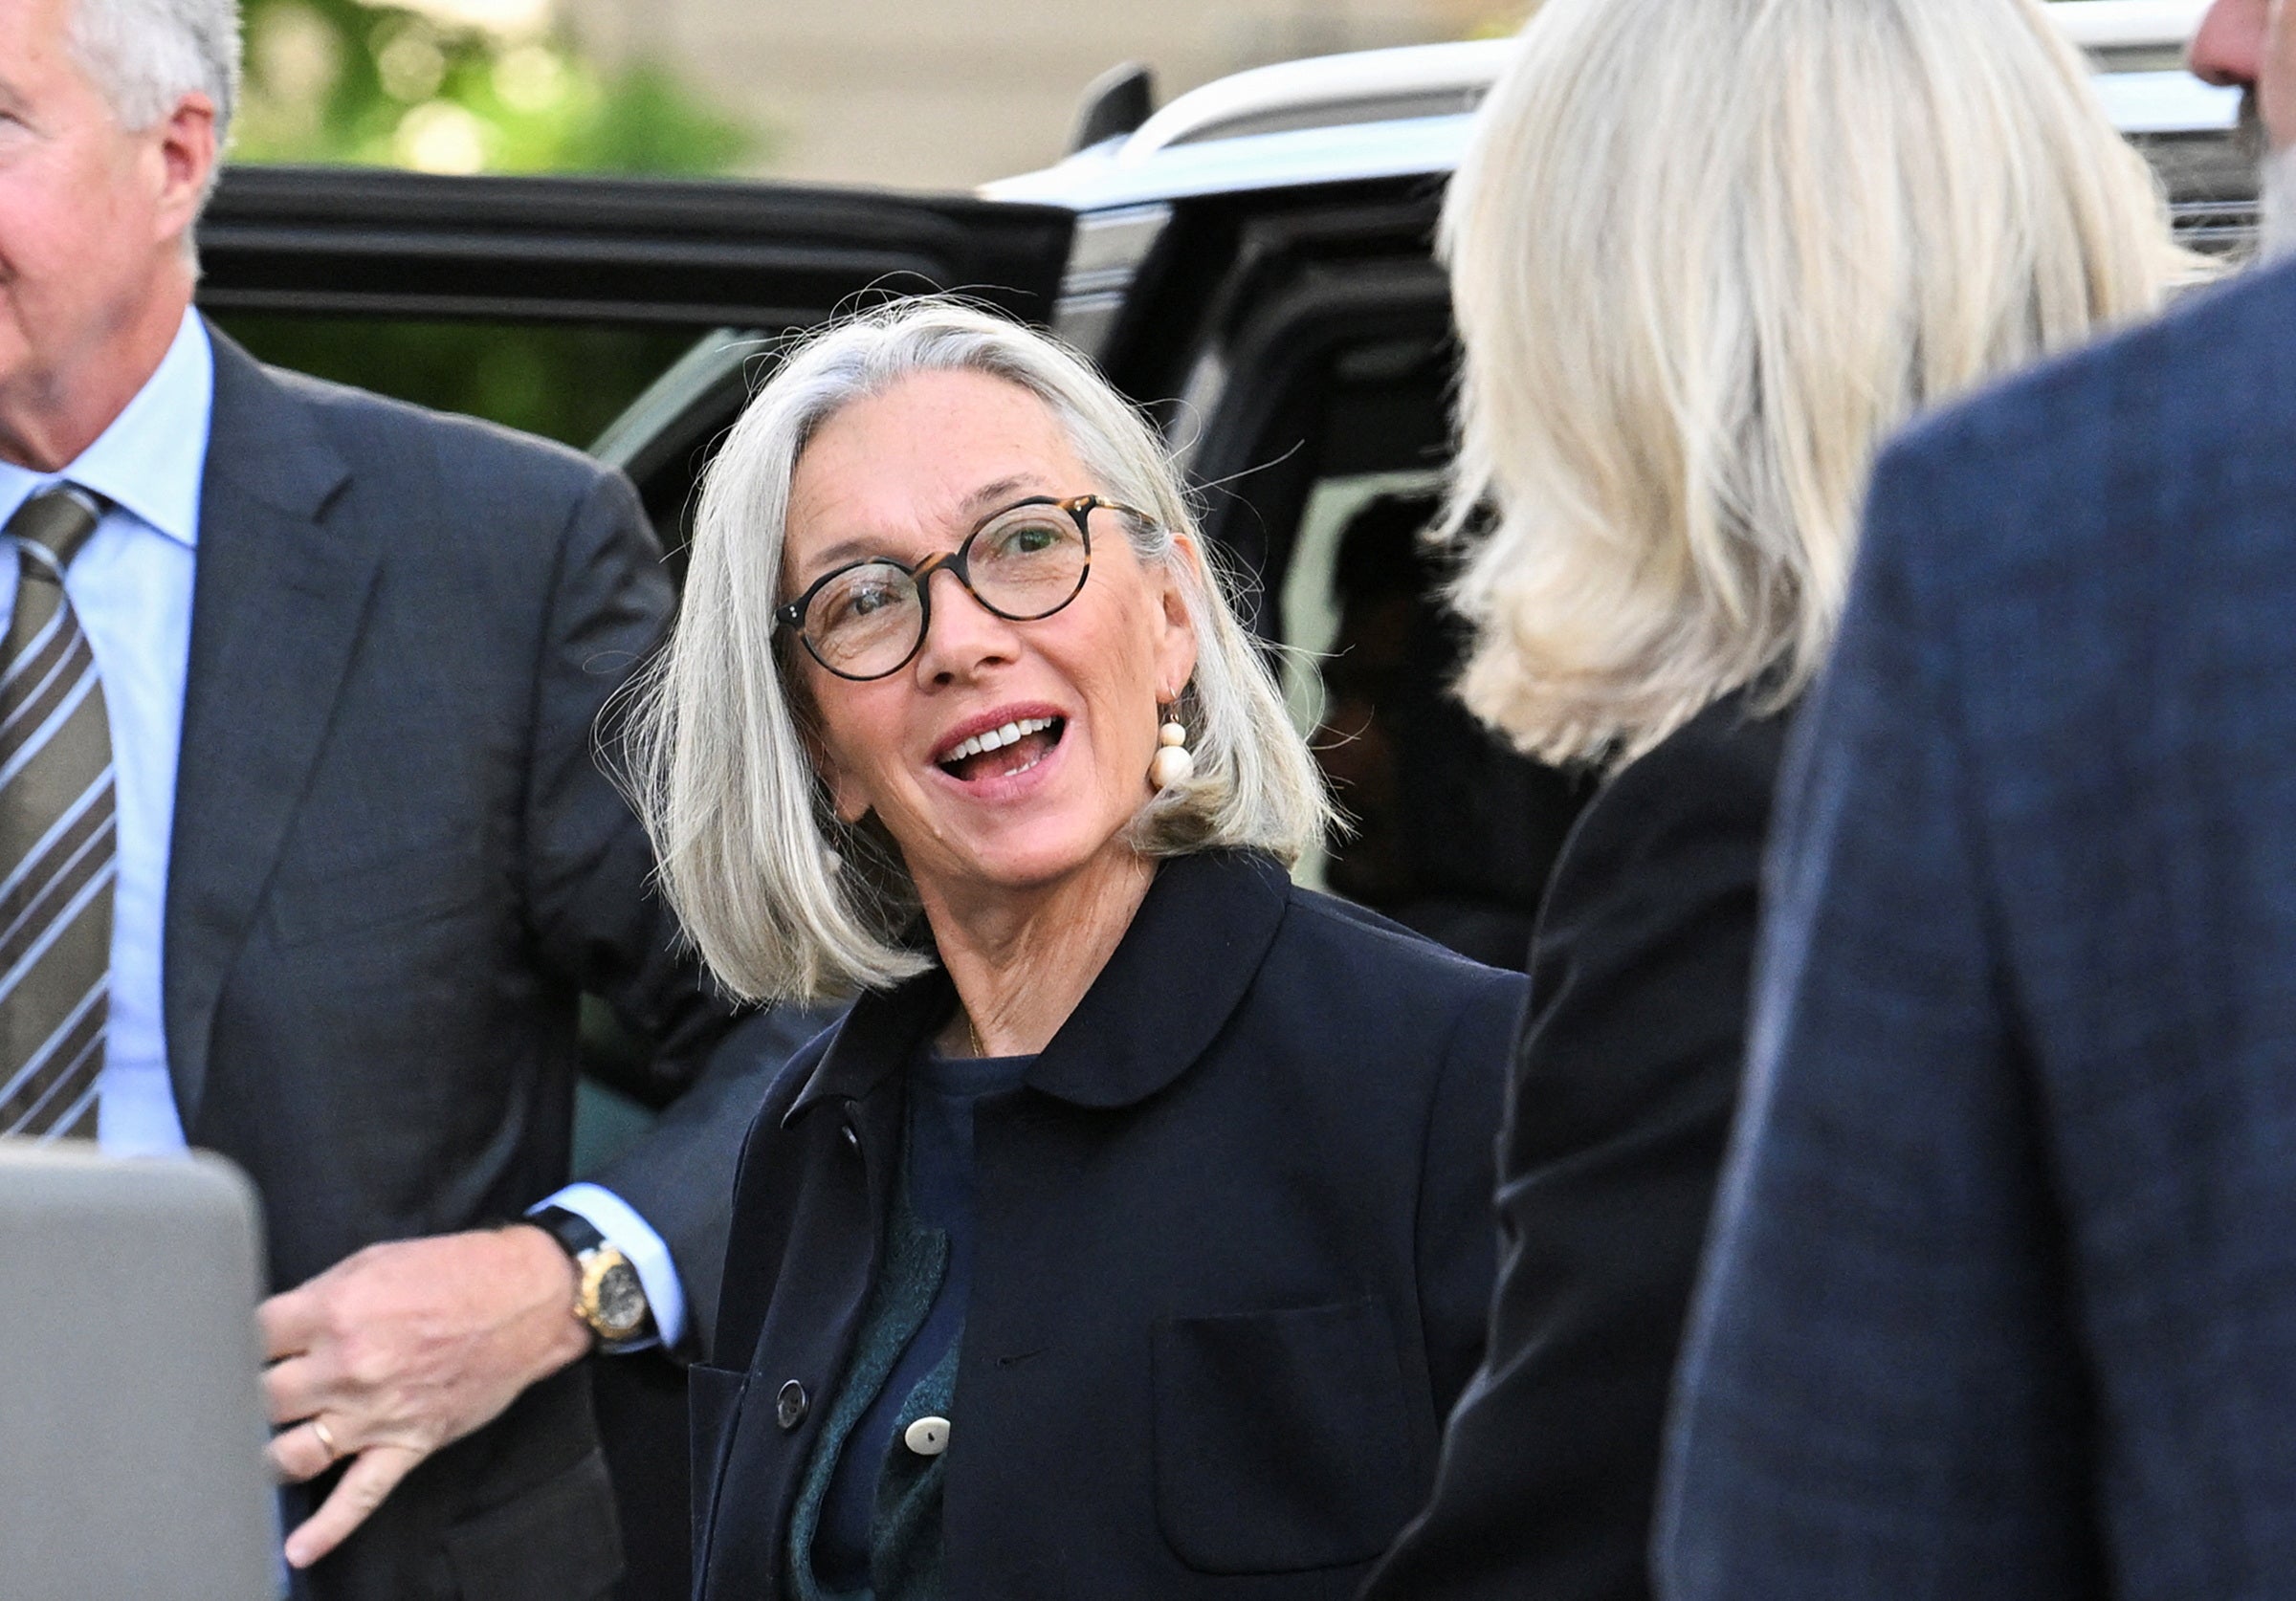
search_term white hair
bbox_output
[621,301,1334,1004]
[1441,0,2200,765]
[69,0,240,149]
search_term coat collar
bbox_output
[788,849,1293,1121]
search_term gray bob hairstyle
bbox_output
[1440,0,2197,765]
[621,300,1333,1004]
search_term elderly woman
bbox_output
[626,301,1523,1600]
[1359,3,2198,1600]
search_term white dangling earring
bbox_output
[1150,707,1195,790]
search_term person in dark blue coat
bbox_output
[619,300,1523,1601]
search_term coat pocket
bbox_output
[688,1363,752,1572]
[443,1446,623,1601]
[1151,1296,1423,1574]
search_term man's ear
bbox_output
[149,93,218,250]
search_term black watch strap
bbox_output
[529,1204,607,1261]
[527,1205,654,1350]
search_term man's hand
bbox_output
[259,1226,593,1569]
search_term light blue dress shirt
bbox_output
[0,311,686,1347]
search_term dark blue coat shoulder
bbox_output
[699,850,1522,1601]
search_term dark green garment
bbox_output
[784,1173,954,1601]
[858,1338,960,1600]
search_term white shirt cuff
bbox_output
[533,1182,688,1352]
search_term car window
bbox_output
[1161,242,1581,961]
[1278,465,1587,971]
[1278,470,1445,727]
[1276,468,1442,891]
[210,314,701,451]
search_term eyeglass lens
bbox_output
[804,501,1093,678]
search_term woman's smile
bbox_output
[930,706,1070,786]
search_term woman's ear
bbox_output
[1154,536,1203,694]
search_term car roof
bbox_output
[983,0,2239,212]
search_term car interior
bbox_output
[1097,175,1590,963]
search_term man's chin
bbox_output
[2263,142,2296,263]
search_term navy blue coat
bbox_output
[1660,259,2296,1599]
[690,849,1523,1600]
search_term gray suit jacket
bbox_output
[1659,260,2296,1598]
[174,326,755,1601]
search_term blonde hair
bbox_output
[620,301,1332,1004]
[1443,0,2200,763]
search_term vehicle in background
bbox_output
[196,0,2253,1212]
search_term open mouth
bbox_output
[937,715,1066,782]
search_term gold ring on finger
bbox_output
[309,1416,339,1460]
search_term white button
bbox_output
[903,1415,950,1457]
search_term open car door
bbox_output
[195,164,1076,546]
[197,164,1072,328]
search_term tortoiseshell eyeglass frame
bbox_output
[773,493,1150,682]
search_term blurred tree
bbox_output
[233,0,760,175]
[218,0,765,448]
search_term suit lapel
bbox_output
[165,326,378,1128]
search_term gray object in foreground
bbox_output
[0,1143,274,1600]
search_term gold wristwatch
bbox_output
[529,1205,653,1350]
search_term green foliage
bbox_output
[222,1,760,448]
[234,0,761,176]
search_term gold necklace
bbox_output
[967,1015,986,1058]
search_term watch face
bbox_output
[591,1259,649,1339]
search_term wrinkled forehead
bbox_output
[782,368,1095,576]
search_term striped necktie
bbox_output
[0,486,113,1140]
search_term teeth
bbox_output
[943,715,1056,765]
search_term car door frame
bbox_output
[196,164,1076,333]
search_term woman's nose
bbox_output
[913,567,1018,680]
[2190,0,2265,89]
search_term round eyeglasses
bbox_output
[775,493,1146,682]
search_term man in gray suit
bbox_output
[1659,3,2296,1597]
[0,0,793,1593]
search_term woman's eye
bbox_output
[822,578,902,627]
[990,521,1063,557]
